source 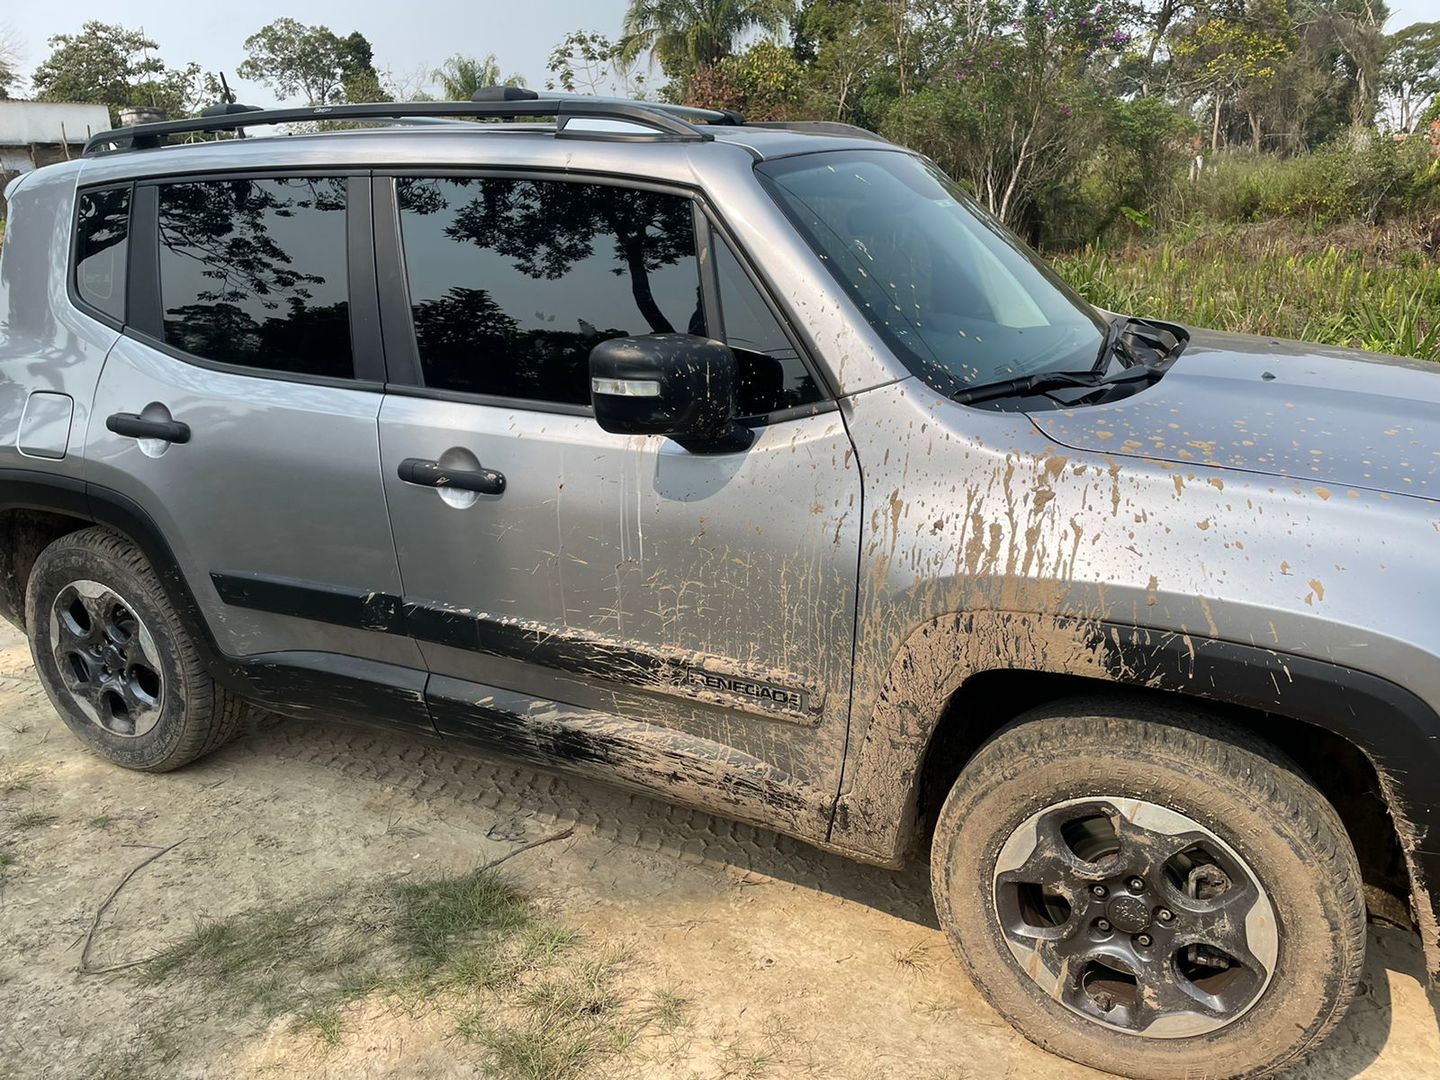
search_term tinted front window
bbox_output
[397,177,703,405]
[76,187,130,321]
[714,235,820,416]
[157,177,352,378]
[759,151,1104,397]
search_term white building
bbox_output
[1,101,113,214]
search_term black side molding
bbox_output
[207,570,815,719]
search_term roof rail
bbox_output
[744,120,888,142]
[83,92,739,156]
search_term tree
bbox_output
[30,22,213,122]
[1383,21,1440,132]
[884,3,1132,226]
[620,0,797,75]
[1172,7,1291,150]
[0,23,22,99]
[31,22,162,108]
[546,31,649,96]
[432,54,524,100]
[1297,0,1391,130]
[683,40,807,117]
[238,19,380,105]
[792,0,894,122]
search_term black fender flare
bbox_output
[831,611,1440,981]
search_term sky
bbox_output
[5,0,1440,108]
[4,0,640,107]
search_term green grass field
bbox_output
[1052,223,1440,362]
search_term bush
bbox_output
[1173,138,1440,228]
[1052,225,1440,360]
[1035,96,1193,248]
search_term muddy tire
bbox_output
[930,696,1365,1080]
[25,526,247,771]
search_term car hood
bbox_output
[1030,327,1440,500]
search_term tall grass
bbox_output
[1053,227,1440,361]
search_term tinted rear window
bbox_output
[156,177,352,379]
[75,187,130,322]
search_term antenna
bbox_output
[217,72,244,138]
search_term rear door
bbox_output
[373,171,862,815]
[86,171,426,693]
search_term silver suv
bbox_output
[1,92,1436,1079]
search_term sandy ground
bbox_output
[1,620,1438,1080]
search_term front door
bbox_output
[374,172,861,825]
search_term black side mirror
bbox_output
[589,334,754,454]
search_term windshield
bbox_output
[758,150,1105,397]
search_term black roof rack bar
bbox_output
[83,97,725,156]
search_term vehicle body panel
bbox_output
[834,373,1440,829]
[1036,328,1440,498]
[0,161,112,480]
[85,336,421,665]
[829,375,1440,971]
[378,393,862,804]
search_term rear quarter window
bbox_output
[74,187,131,323]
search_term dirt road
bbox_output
[1,620,1437,1079]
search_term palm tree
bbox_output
[433,54,525,100]
[620,0,796,73]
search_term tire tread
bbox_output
[932,695,1367,1080]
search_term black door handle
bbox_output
[106,412,191,444]
[397,457,506,495]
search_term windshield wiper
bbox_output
[1099,315,1147,371]
[952,364,1155,406]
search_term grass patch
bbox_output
[1053,224,1440,362]
[893,941,930,971]
[136,861,675,1078]
[88,815,114,830]
[297,1004,346,1046]
[642,986,692,1034]
[391,866,531,971]
[11,809,55,829]
[454,948,635,1080]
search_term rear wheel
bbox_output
[930,697,1366,1080]
[25,527,247,771]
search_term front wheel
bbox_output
[931,697,1366,1080]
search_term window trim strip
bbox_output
[127,182,162,339]
[346,175,386,383]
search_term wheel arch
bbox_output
[0,469,225,673]
[831,611,1440,985]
